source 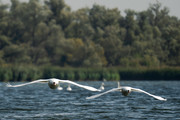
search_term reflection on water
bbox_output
[0,81,180,120]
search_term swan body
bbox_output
[86,84,167,101]
[6,78,101,92]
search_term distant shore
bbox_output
[0,65,179,82]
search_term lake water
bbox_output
[0,81,180,120]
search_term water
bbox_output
[0,81,180,120]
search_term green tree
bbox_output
[45,0,72,30]
[123,9,140,45]
[44,20,65,66]
[65,8,95,40]
[2,44,30,64]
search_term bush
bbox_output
[0,67,13,82]
[75,71,87,80]
[0,65,179,82]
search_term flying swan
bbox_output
[86,82,167,101]
[6,78,101,92]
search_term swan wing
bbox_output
[86,88,121,99]
[131,88,167,101]
[6,79,48,87]
[58,80,101,92]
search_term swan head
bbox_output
[48,79,59,89]
[121,87,131,96]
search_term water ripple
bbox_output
[1,81,180,120]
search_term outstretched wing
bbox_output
[6,79,48,87]
[131,88,167,101]
[58,80,101,92]
[86,88,121,99]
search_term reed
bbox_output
[0,65,179,82]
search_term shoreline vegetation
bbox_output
[0,65,179,82]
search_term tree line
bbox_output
[0,0,180,81]
[0,0,180,67]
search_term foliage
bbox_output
[0,66,180,81]
[0,65,41,81]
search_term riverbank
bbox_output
[0,65,179,82]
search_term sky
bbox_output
[1,0,180,18]
[65,0,180,18]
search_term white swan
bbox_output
[86,81,167,101]
[6,78,101,92]
[67,84,72,91]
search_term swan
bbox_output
[86,81,167,101]
[6,78,101,92]
[99,82,105,91]
[67,84,72,91]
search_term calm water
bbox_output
[0,81,180,120]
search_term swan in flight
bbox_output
[86,81,167,101]
[6,78,101,92]
[67,84,72,91]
